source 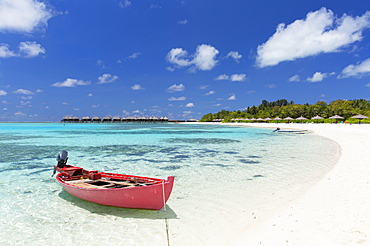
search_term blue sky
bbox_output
[0,0,370,121]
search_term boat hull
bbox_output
[56,170,174,210]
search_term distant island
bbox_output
[199,99,370,124]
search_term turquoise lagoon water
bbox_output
[0,123,340,245]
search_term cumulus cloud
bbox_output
[18,41,45,57]
[185,103,194,107]
[215,74,229,80]
[288,75,300,82]
[119,0,131,8]
[339,58,370,78]
[256,8,370,67]
[167,44,219,71]
[131,84,144,90]
[230,74,247,82]
[168,96,186,101]
[205,90,215,95]
[0,0,53,33]
[0,41,45,58]
[13,89,34,95]
[52,78,91,87]
[226,51,242,63]
[97,74,119,84]
[228,95,236,100]
[167,84,185,93]
[178,20,189,25]
[307,71,335,82]
[14,111,25,115]
[0,90,7,96]
[129,52,141,59]
[215,74,247,81]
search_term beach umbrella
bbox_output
[264,117,272,121]
[273,117,282,120]
[283,117,293,123]
[329,115,344,119]
[352,114,369,124]
[296,116,307,120]
[311,115,324,123]
[329,115,344,123]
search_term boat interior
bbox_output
[57,166,161,189]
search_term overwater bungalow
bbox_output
[92,116,101,122]
[112,116,121,122]
[102,116,112,122]
[81,116,92,122]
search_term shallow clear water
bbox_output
[0,123,339,245]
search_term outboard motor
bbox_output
[57,150,69,168]
[52,150,69,177]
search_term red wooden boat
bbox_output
[53,151,174,210]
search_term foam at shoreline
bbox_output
[190,122,370,245]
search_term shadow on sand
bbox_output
[58,190,177,220]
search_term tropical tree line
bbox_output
[199,99,370,123]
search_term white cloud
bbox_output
[288,75,300,82]
[215,74,247,82]
[88,93,93,97]
[339,58,370,78]
[119,0,131,8]
[178,20,189,25]
[97,74,119,84]
[230,74,247,82]
[18,41,45,57]
[215,74,229,80]
[228,95,236,100]
[0,44,16,58]
[256,8,370,67]
[167,44,219,71]
[167,83,185,93]
[199,85,209,89]
[0,0,53,33]
[52,78,91,87]
[185,103,194,107]
[14,111,25,115]
[36,89,43,93]
[0,41,45,58]
[307,71,335,82]
[168,96,186,101]
[13,89,34,95]
[128,52,141,59]
[226,51,242,63]
[307,72,326,82]
[0,90,7,96]
[265,84,277,88]
[366,83,370,87]
[206,90,215,95]
[131,84,144,90]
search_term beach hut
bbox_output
[72,116,80,122]
[112,116,121,122]
[352,114,369,124]
[81,116,92,122]
[92,116,101,122]
[102,116,112,122]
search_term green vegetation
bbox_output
[200,99,370,124]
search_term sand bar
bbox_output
[202,123,370,245]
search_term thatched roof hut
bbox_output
[92,116,101,122]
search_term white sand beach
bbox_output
[213,123,370,245]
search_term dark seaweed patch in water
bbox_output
[239,159,261,164]
[247,155,262,158]
[166,138,240,144]
[173,155,189,159]
[202,163,232,168]
[253,175,264,178]
[224,151,239,154]
[0,134,46,142]
[158,165,182,171]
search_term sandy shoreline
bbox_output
[191,122,370,245]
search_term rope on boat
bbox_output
[162,180,170,246]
